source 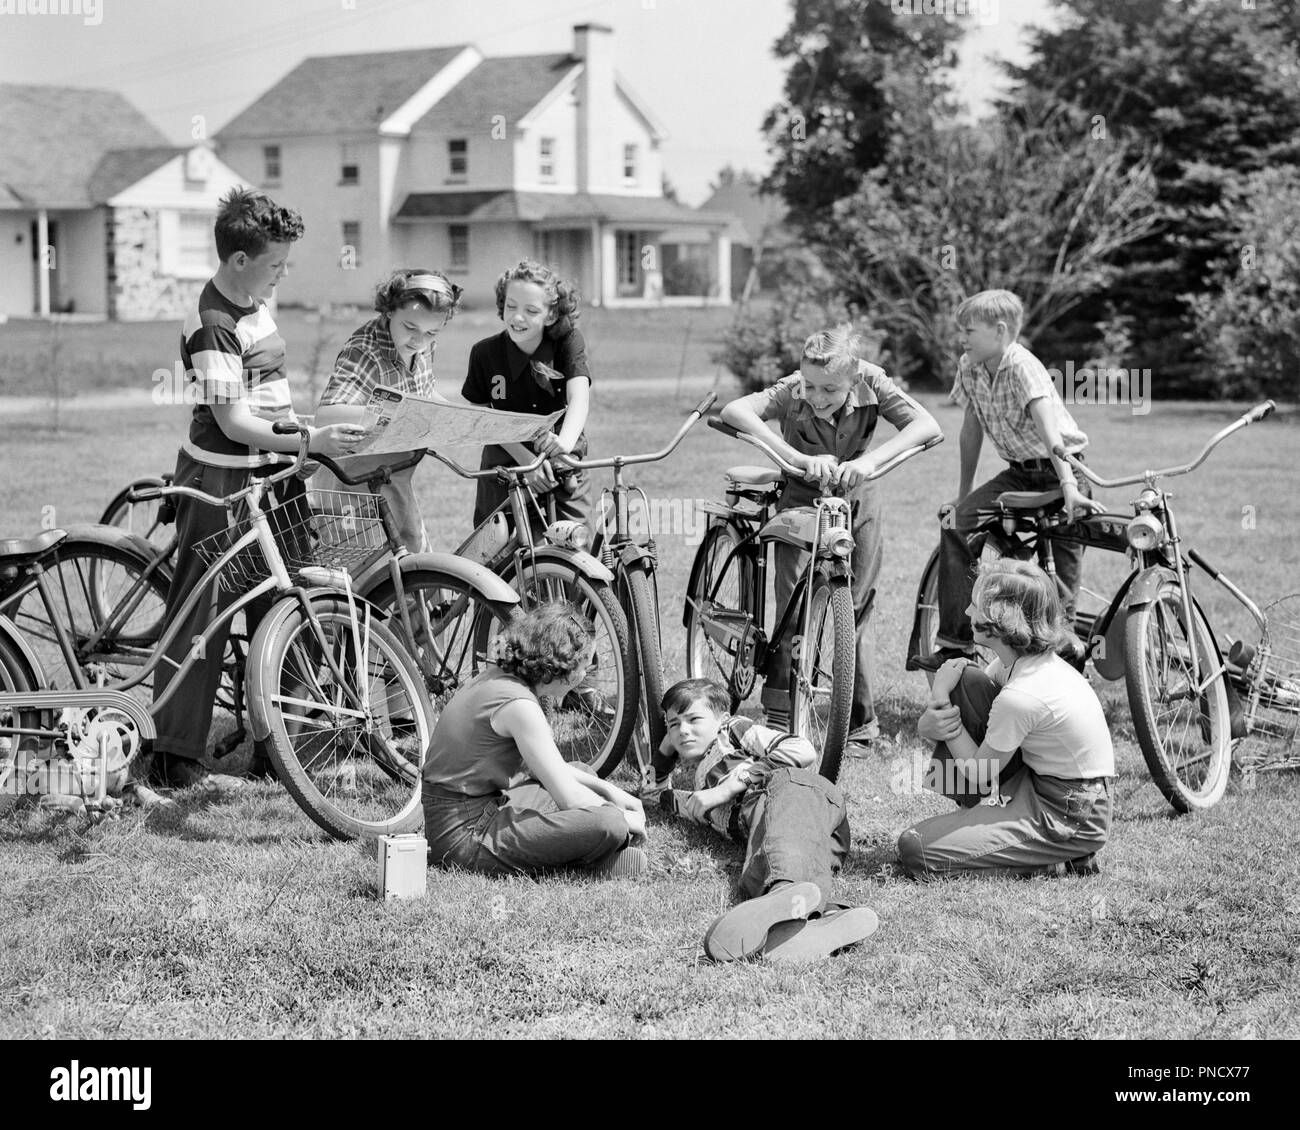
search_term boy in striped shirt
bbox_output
[645,678,878,963]
[149,188,368,788]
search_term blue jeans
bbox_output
[736,767,851,908]
[936,463,1090,650]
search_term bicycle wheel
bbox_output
[684,522,754,710]
[100,477,176,555]
[789,573,854,781]
[623,561,666,780]
[362,567,520,719]
[251,595,433,840]
[1125,577,1232,812]
[497,558,638,778]
[0,539,168,691]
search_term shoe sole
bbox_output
[762,906,880,963]
[703,881,821,962]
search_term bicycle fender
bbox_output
[352,551,520,606]
[526,546,614,584]
[617,542,656,572]
[1123,565,1178,610]
[0,613,47,689]
[63,523,173,580]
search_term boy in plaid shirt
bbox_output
[922,289,1105,668]
[644,678,878,963]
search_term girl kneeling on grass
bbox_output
[897,560,1114,876]
[422,603,648,878]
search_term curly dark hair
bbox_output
[214,187,304,262]
[494,259,581,329]
[495,602,595,687]
[373,267,462,319]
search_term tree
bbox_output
[661,174,680,203]
[762,0,963,227]
[1003,0,1300,392]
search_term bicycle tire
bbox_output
[0,630,39,692]
[684,522,754,711]
[789,573,854,782]
[1125,577,1232,812]
[0,538,169,692]
[623,561,666,780]
[361,567,521,720]
[100,477,177,556]
[250,594,434,840]
[497,558,638,778]
[907,546,942,670]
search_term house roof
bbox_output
[395,190,732,228]
[0,83,171,208]
[87,147,186,203]
[412,54,574,131]
[701,179,790,246]
[217,46,469,138]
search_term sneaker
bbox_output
[596,845,648,879]
[846,720,880,749]
[704,881,821,962]
[148,752,244,791]
[910,647,978,674]
[1046,852,1101,877]
[761,904,880,963]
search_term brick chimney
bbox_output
[573,23,615,194]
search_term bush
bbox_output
[713,282,891,393]
[664,258,712,297]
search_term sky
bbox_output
[0,0,1056,205]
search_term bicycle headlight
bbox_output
[1125,512,1164,551]
[544,521,590,551]
[820,527,854,558]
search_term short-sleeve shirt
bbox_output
[461,324,591,423]
[318,315,436,407]
[421,666,538,797]
[180,280,296,468]
[949,341,1087,464]
[737,359,923,503]
[983,651,1115,779]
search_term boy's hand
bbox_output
[917,703,963,743]
[524,458,559,493]
[718,763,752,795]
[535,432,572,458]
[310,423,371,458]
[798,453,839,486]
[681,792,711,823]
[931,656,970,701]
[833,456,877,489]
[1061,482,1104,523]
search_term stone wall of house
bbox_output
[106,207,205,321]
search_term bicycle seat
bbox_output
[995,489,1064,511]
[0,529,66,563]
[726,466,782,489]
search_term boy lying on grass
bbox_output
[643,678,878,963]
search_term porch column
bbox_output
[36,209,50,317]
[589,220,602,306]
[711,230,732,306]
[600,225,617,306]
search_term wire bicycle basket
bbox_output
[1231,594,1300,776]
[194,489,388,597]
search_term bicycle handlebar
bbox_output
[707,417,944,484]
[427,446,550,481]
[554,392,718,471]
[1053,400,1276,489]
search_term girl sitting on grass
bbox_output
[897,559,1114,876]
[422,603,648,878]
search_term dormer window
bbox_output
[340,144,359,186]
[448,138,468,180]
[263,145,281,184]
[539,137,556,181]
[623,144,639,183]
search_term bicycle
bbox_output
[565,393,717,778]
[907,401,1290,812]
[0,425,475,840]
[684,418,942,781]
[395,445,639,777]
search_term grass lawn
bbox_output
[1,315,1298,1039]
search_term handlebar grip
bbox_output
[1245,400,1276,424]
[126,487,163,503]
[693,391,719,416]
[707,417,740,439]
[272,420,306,436]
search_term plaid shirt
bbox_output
[643,717,817,841]
[949,341,1087,464]
[318,316,436,407]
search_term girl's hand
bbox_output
[535,432,572,458]
[309,423,371,457]
[930,657,970,701]
[917,704,963,743]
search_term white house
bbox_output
[215,24,734,309]
[0,84,251,320]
